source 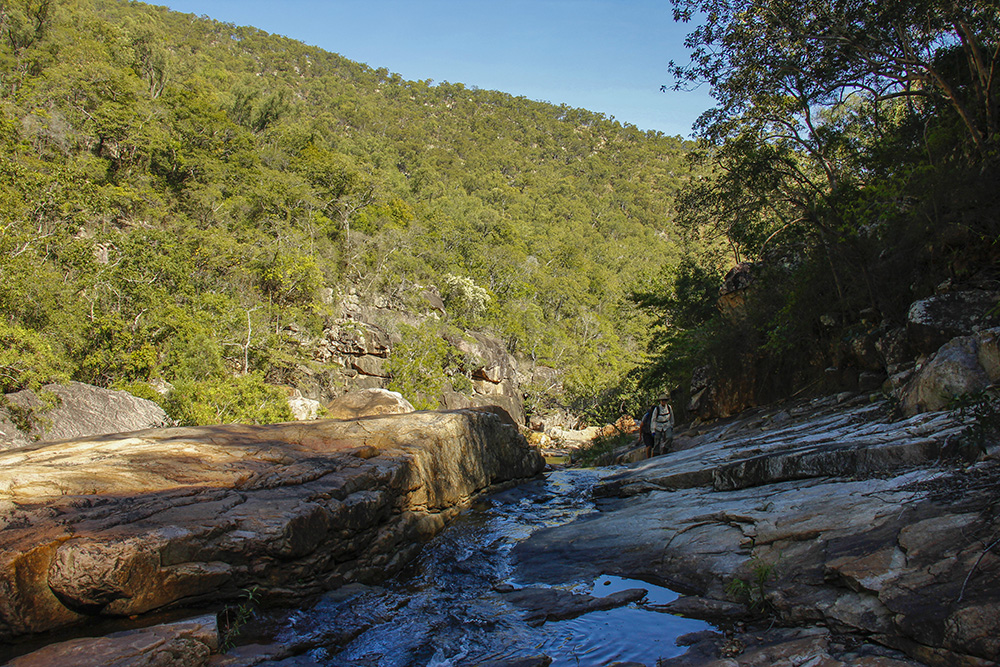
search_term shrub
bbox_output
[573,430,637,466]
[385,322,452,410]
[163,372,292,426]
[0,322,67,393]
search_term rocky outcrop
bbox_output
[0,410,543,642]
[659,626,927,667]
[0,382,169,450]
[900,327,1000,416]
[907,290,1000,356]
[305,295,529,425]
[717,262,756,322]
[314,319,394,390]
[442,332,526,426]
[513,394,1000,666]
[691,277,1000,421]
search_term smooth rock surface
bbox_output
[0,410,543,642]
[500,586,647,626]
[324,388,415,419]
[513,395,1000,666]
[0,382,169,450]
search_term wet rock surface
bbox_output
[661,626,926,666]
[513,394,1000,666]
[499,585,648,626]
[0,410,543,646]
[196,470,711,667]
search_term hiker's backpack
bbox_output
[640,409,653,434]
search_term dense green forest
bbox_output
[630,0,1000,415]
[0,0,696,424]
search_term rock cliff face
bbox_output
[906,290,1000,356]
[0,410,543,642]
[513,395,1000,667]
[294,292,530,425]
[440,331,527,426]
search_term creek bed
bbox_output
[243,468,711,666]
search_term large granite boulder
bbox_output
[286,389,322,421]
[0,382,169,450]
[513,395,999,667]
[325,388,415,420]
[0,410,543,642]
[900,328,1000,416]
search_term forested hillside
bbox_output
[0,0,694,423]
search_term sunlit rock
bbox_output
[0,410,543,641]
[325,388,415,419]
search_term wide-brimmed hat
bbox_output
[657,393,670,401]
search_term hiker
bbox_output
[651,393,674,455]
[640,407,655,458]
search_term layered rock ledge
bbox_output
[513,395,1000,666]
[0,409,543,643]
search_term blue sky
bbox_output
[158,0,714,137]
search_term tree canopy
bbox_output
[639,0,1000,411]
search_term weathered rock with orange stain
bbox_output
[0,410,542,641]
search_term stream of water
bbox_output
[251,468,711,666]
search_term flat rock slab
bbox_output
[514,397,1000,666]
[499,585,647,626]
[596,395,965,497]
[0,410,543,643]
[2,614,218,667]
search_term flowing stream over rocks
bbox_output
[224,468,712,666]
[3,394,999,667]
